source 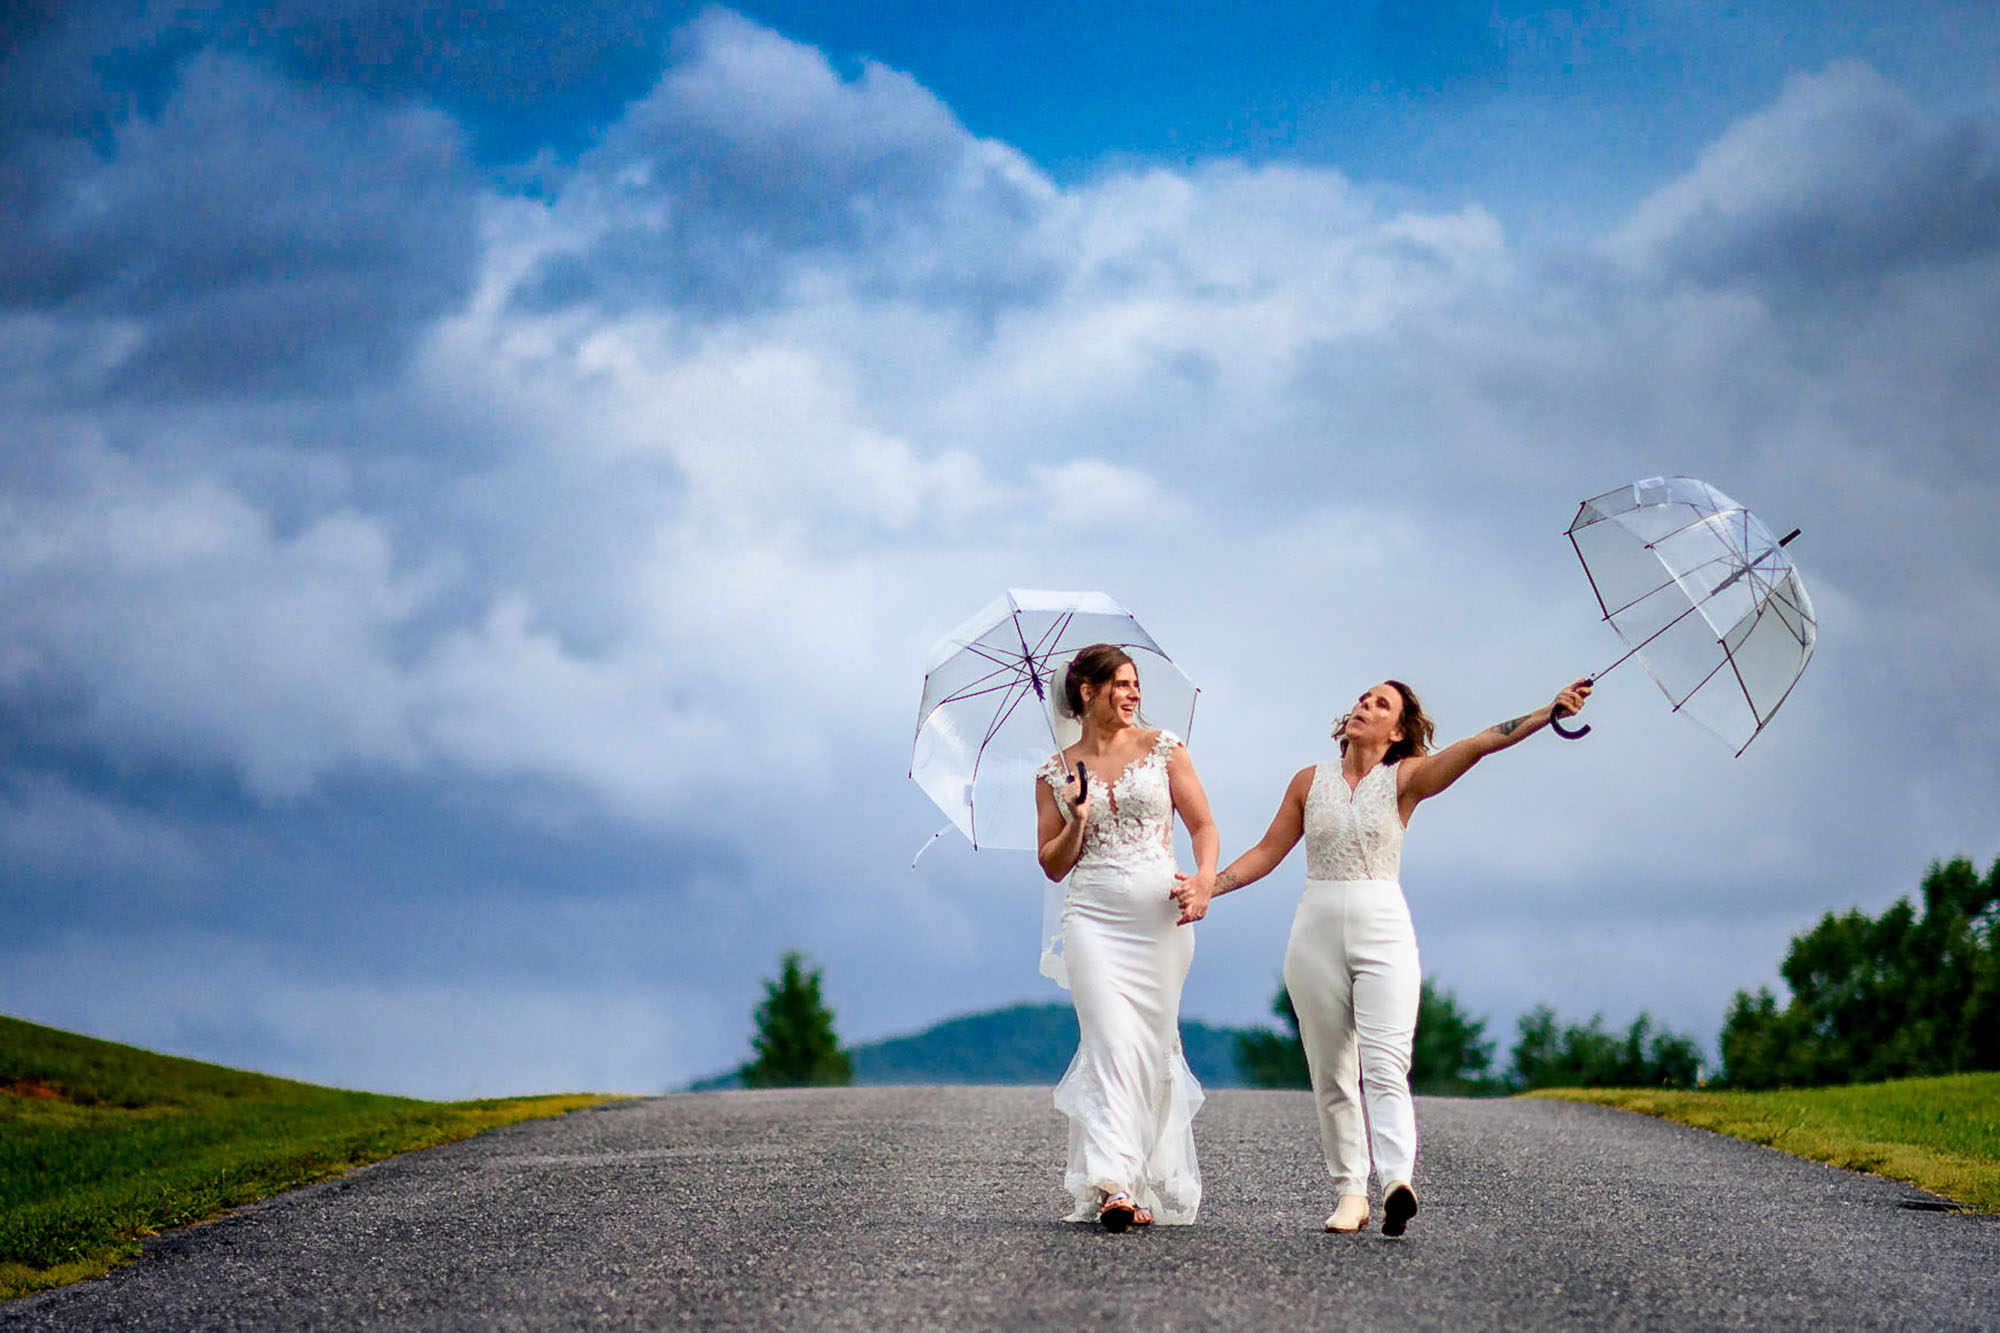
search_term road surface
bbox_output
[6,1088,1996,1329]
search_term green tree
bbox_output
[1233,981,1310,1089]
[1720,856,2000,1089]
[1507,1006,1702,1091]
[740,950,853,1088]
[1232,977,1496,1093]
[1411,979,1497,1094]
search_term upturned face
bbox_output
[1081,663,1141,727]
[1338,682,1406,750]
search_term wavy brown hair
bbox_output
[1337,679,1435,766]
[1060,643,1137,720]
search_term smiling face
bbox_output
[1080,663,1141,728]
[1338,682,1407,752]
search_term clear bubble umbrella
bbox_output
[1556,476,1816,756]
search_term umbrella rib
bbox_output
[963,670,1042,847]
[1767,582,1813,643]
[1703,544,1785,601]
[931,654,1029,697]
[1025,610,1079,737]
[1570,529,1617,620]
[1029,612,1073,676]
[1009,607,1066,707]
[1644,504,1750,550]
[1599,545,1777,623]
[1748,644,1814,755]
[977,675,1037,754]
[951,641,1033,675]
[915,653,1036,734]
[1599,545,1742,618]
[1596,589,1718,679]
[1667,639,1738,711]
[933,677,1043,708]
[1721,629,1766,757]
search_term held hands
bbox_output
[1171,870,1214,925]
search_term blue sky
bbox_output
[3,2,1998,1095]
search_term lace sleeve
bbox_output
[1036,753,1073,820]
[1152,729,1184,758]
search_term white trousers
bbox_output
[1282,877,1421,1196]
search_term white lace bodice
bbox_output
[1303,758,1405,882]
[1038,729,1181,875]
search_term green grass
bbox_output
[1531,1071,2000,1211]
[1,1014,618,1302]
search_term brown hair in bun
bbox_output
[1060,643,1137,719]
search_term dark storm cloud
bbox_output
[0,14,479,398]
[1616,64,2000,300]
[514,10,1059,317]
[212,0,692,163]
[0,756,744,982]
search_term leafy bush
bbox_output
[1508,1005,1702,1091]
[1232,983,1311,1090]
[1720,856,2000,1089]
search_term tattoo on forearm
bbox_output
[1493,713,1533,738]
[1215,870,1238,893]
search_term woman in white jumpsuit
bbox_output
[1206,676,1591,1236]
[1035,644,1220,1232]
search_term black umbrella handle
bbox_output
[1550,703,1591,740]
[1073,763,1089,806]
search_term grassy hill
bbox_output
[0,1014,612,1302]
[692,1002,1254,1090]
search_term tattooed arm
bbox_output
[1201,766,1314,903]
[1396,678,1593,817]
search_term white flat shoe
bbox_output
[1381,1181,1418,1237]
[1324,1193,1370,1232]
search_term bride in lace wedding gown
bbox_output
[1033,644,1220,1231]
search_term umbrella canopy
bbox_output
[911,589,1198,851]
[1565,476,1816,755]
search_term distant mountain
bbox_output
[689,1003,1255,1090]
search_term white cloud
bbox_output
[0,50,476,395]
[518,9,1060,316]
[0,437,429,799]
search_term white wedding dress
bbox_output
[1037,729,1204,1224]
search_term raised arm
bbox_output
[1210,766,1315,901]
[1035,761,1088,882]
[1396,677,1592,820]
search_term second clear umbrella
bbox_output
[1559,475,1816,756]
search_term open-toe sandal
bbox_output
[1098,1193,1138,1233]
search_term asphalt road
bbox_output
[7,1088,1997,1330]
